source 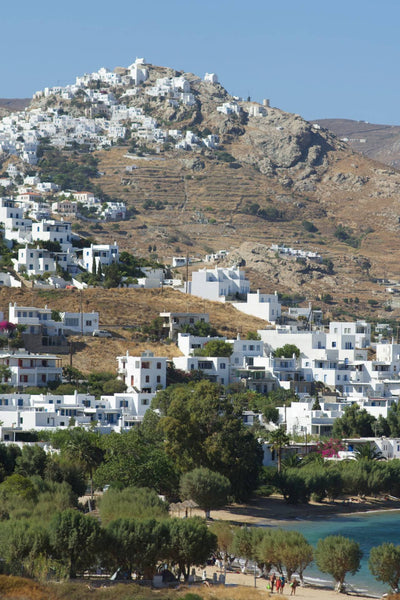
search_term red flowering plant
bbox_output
[316,438,345,458]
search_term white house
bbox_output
[204,73,219,84]
[117,351,167,394]
[173,355,230,385]
[0,197,32,230]
[31,219,72,251]
[188,267,251,302]
[0,350,62,388]
[232,290,281,323]
[160,312,209,340]
[13,246,57,276]
[83,242,119,273]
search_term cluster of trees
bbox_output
[38,145,100,191]
[262,451,400,504]
[332,403,400,438]
[0,497,217,582]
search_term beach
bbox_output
[185,495,400,600]
[196,566,378,600]
[201,494,400,527]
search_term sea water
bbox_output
[275,510,400,597]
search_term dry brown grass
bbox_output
[1,287,268,374]
[0,576,275,600]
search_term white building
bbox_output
[13,246,57,276]
[173,355,230,385]
[0,350,62,388]
[31,219,72,251]
[9,303,99,336]
[0,197,32,230]
[83,242,119,273]
[117,351,167,394]
[188,267,251,302]
[160,312,209,340]
[232,290,281,323]
[204,73,219,84]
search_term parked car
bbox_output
[92,329,112,338]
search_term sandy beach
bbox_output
[195,566,378,600]
[184,495,400,600]
[202,494,400,527]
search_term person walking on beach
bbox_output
[290,577,298,596]
[270,573,276,593]
[275,577,281,593]
[279,575,285,594]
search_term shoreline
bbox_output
[196,494,400,528]
[196,566,380,600]
[189,496,399,599]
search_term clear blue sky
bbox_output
[3,0,400,124]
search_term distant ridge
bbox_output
[313,118,400,168]
[0,98,30,112]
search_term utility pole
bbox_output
[80,289,83,336]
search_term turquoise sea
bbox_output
[274,510,400,597]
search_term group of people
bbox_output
[267,573,298,595]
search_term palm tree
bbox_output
[354,443,383,461]
[269,427,290,473]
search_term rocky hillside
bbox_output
[4,61,400,314]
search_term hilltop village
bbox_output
[0,57,399,464]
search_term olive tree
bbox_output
[315,535,362,592]
[180,467,230,518]
[369,543,400,592]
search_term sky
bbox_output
[2,0,400,125]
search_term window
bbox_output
[157,362,161,369]
[220,363,226,369]
[332,342,336,348]
[142,361,150,369]
[145,375,150,382]
[157,375,161,383]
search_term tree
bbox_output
[166,517,217,581]
[154,381,263,501]
[180,467,230,518]
[49,509,103,578]
[0,519,49,576]
[332,404,375,438]
[274,344,300,358]
[231,526,256,567]
[59,429,104,500]
[269,428,290,473]
[315,535,362,592]
[209,521,237,567]
[107,518,169,578]
[98,486,169,525]
[354,444,383,461]
[271,529,313,582]
[15,445,48,478]
[93,429,180,498]
[369,543,400,592]
[197,340,233,357]
[246,331,261,340]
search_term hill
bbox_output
[0,97,31,117]
[313,118,400,168]
[1,287,268,374]
[3,61,400,313]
